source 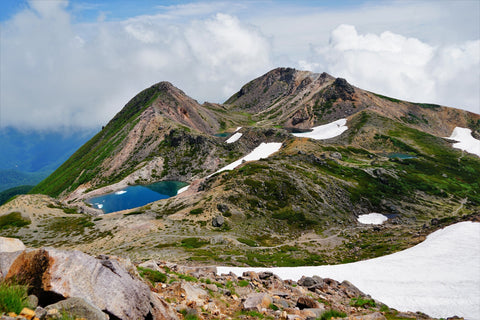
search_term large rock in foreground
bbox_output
[5,247,173,320]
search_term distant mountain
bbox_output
[0,127,95,191]
[226,67,478,136]
[6,67,480,266]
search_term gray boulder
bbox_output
[243,293,273,311]
[45,297,108,320]
[212,215,224,227]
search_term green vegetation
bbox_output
[235,310,265,319]
[31,84,164,197]
[237,238,258,247]
[137,266,167,284]
[189,208,204,215]
[45,216,94,235]
[0,280,31,314]
[415,102,441,109]
[0,212,31,230]
[181,237,209,249]
[269,303,279,311]
[272,207,317,228]
[372,93,402,103]
[319,310,347,320]
[350,297,376,308]
[179,309,200,320]
[123,210,144,216]
[0,185,34,206]
[238,279,250,287]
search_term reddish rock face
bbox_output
[6,249,52,298]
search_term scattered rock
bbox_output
[243,293,273,311]
[348,312,387,320]
[296,296,320,309]
[298,276,320,288]
[216,203,229,213]
[181,282,209,305]
[27,295,38,309]
[18,308,35,320]
[330,152,342,160]
[212,215,224,227]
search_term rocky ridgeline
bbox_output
[0,237,451,320]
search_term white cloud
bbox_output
[0,3,272,130]
[302,25,479,113]
[0,1,478,131]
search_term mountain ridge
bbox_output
[1,67,477,270]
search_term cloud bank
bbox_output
[0,1,272,130]
[301,24,480,112]
[0,1,478,131]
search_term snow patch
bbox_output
[225,132,242,144]
[293,118,348,140]
[218,222,480,319]
[357,213,388,225]
[115,190,127,195]
[446,127,480,157]
[212,142,282,176]
[235,126,242,132]
[95,203,103,209]
[177,185,189,195]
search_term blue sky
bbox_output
[1,0,479,130]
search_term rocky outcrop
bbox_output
[1,240,176,320]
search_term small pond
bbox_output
[87,181,188,214]
[387,153,416,159]
[214,132,230,137]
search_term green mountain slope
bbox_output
[5,67,478,265]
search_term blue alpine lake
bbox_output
[87,181,188,214]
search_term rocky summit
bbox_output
[0,68,479,319]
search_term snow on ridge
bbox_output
[446,127,480,157]
[226,132,242,144]
[357,213,388,225]
[218,221,480,319]
[211,142,282,176]
[293,118,348,140]
[235,126,242,132]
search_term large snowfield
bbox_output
[447,127,480,157]
[292,118,348,140]
[218,221,480,319]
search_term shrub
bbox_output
[0,280,30,313]
[238,279,250,287]
[181,237,208,249]
[350,297,376,308]
[319,309,347,320]
[137,266,167,284]
[0,212,31,229]
[189,208,204,215]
